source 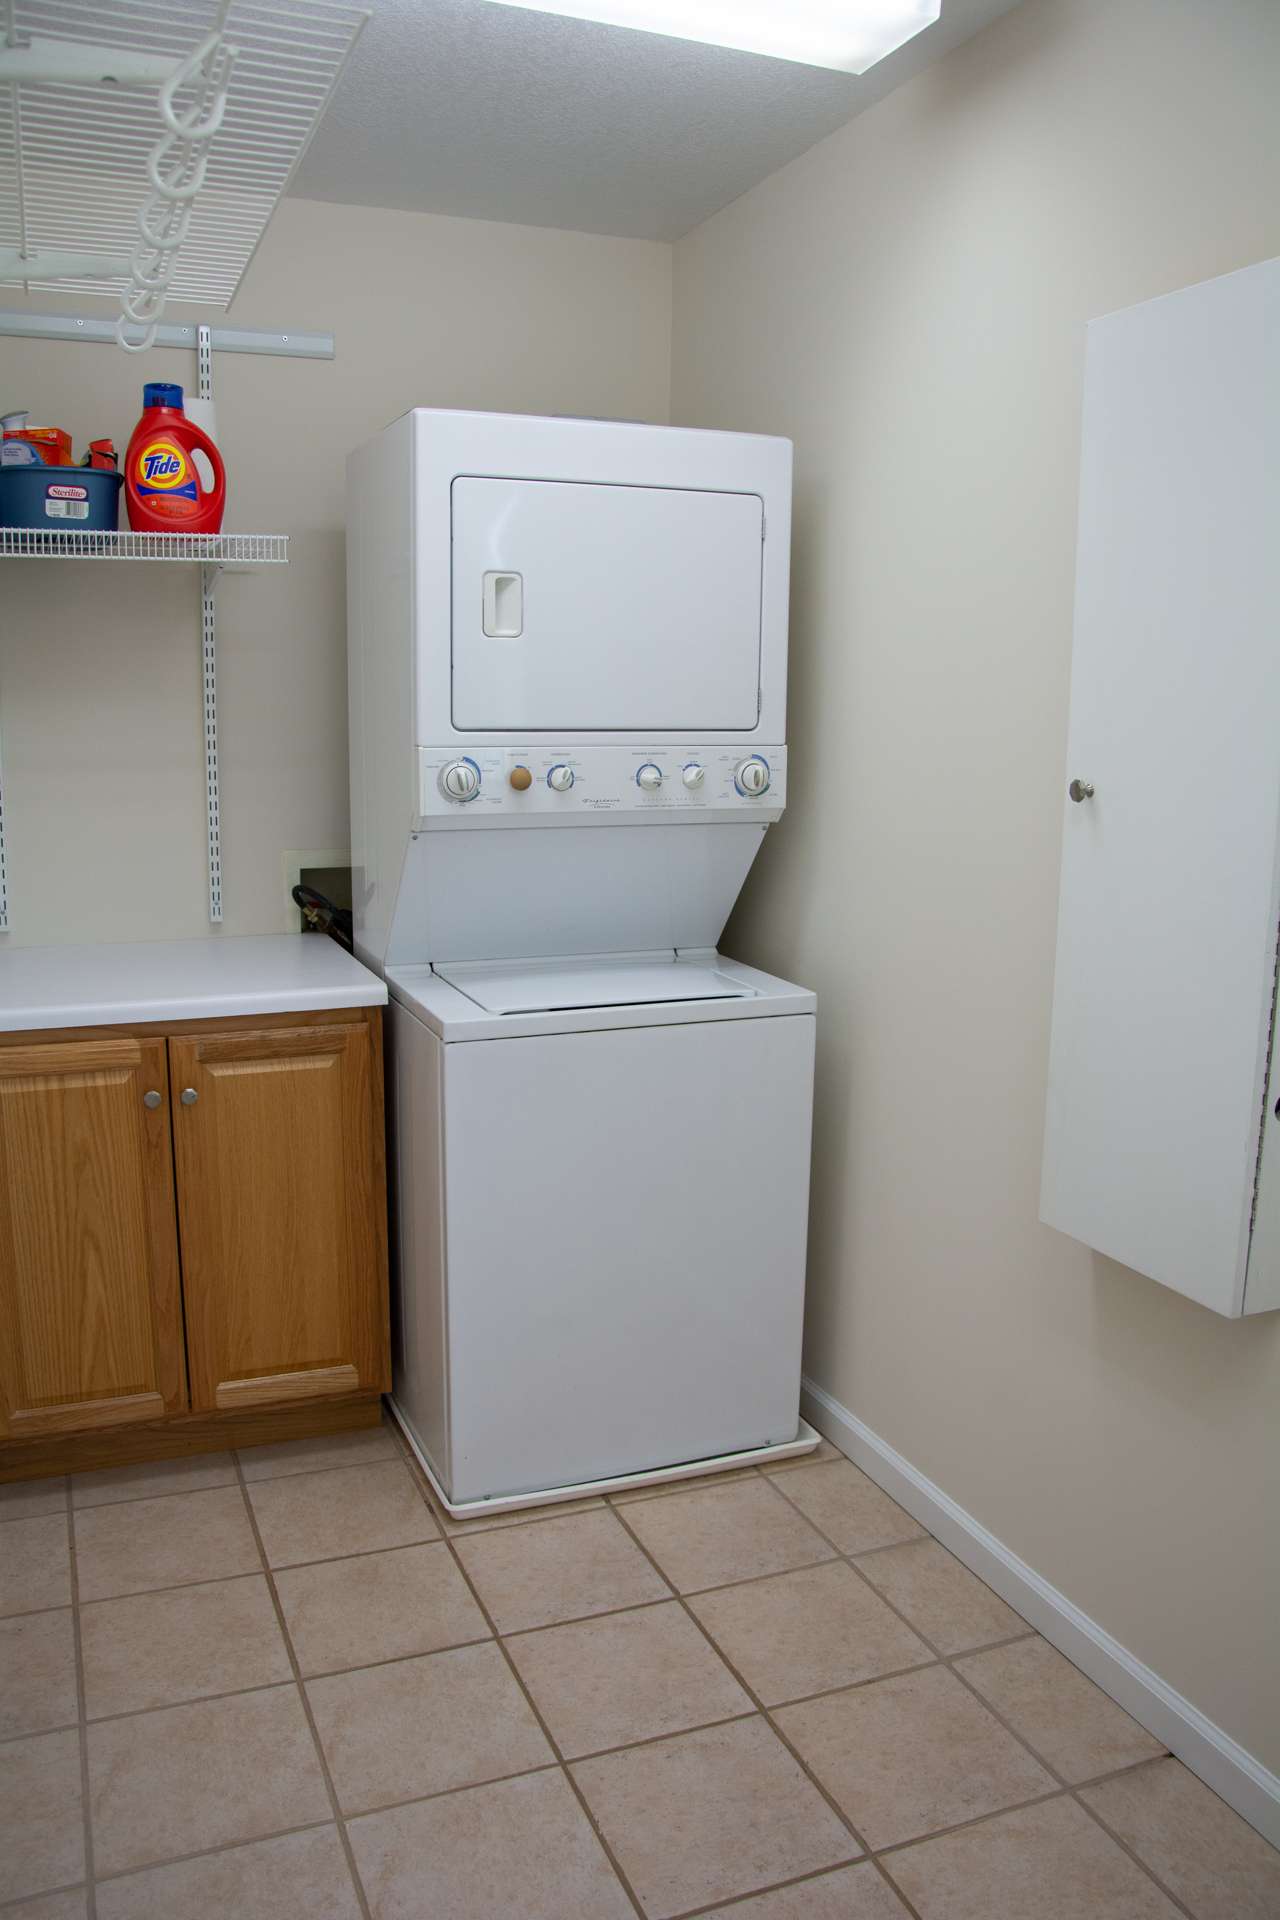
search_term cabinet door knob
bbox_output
[180,1087,199,1106]
[143,1090,162,1110]
[1068,778,1096,803]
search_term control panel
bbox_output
[418,746,787,822]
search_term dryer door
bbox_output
[451,477,763,731]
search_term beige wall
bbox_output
[0,198,671,946]
[671,0,1280,1771]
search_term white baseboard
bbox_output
[801,1374,1280,1848]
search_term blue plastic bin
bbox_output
[0,464,122,531]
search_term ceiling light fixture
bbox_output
[479,1,942,75]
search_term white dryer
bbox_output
[347,409,818,1513]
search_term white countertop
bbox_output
[0,935,387,1032]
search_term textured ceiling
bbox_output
[290,0,1023,241]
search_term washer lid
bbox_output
[434,955,757,1015]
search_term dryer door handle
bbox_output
[482,571,523,638]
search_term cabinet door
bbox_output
[0,1037,186,1438]
[1040,258,1280,1314]
[170,1021,389,1410]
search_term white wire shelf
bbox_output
[0,526,287,562]
[0,0,367,309]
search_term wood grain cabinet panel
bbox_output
[0,1038,186,1438]
[170,1021,390,1411]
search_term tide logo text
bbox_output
[143,451,183,480]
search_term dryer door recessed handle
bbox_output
[482,571,523,638]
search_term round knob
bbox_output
[440,759,480,802]
[735,756,771,796]
[682,763,705,790]
[636,763,663,792]
[1068,778,1095,803]
[509,766,533,791]
[547,764,575,792]
[143,1089,162,1111]
[180,1087,198,1107]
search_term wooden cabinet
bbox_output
[0,1008,388,1466]
[0,1036,186,1439]
[171,1022,388,1411]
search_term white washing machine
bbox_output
[347,408,818,1513]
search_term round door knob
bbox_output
[143,1089,162,1110]
[1068,778,1095,803]
[440,759,480,802]
[547,764,575,792]
[735,756,771,796]
[180,1087,198,1106]
[636,763,663,792]
[509,766,533,791]
[682,763,705,790]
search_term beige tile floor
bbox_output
[1,1417,1278,1919]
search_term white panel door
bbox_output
[441,1013,814,1502]
[1041,258,1280,1315]
[451,478,763,730]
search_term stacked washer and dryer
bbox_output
[347,408,818,1515]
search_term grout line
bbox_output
[87,1816,339,1890]
[229,1456,375,1920]
[0,1716,81,1749]
[1065,1751,1172,1795]
[845,1530,939,1561]
[491,1592,677,1638]
[0,1486,70,1519]
[0,1438,400,1522]
[943,1626,1040,1656]
[73,1534,447,1609]
[670,1859,892,1920]
[327,1760,565,1827]
[546,1708,760,1770]
[870,1785,1072,1862]
[604,1467,767,1509]
[0,1881,90,1914]
[64,1474,98,1920]
[67,1635,498,1728]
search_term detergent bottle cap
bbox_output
[143,382,184,411]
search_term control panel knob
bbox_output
[440,759,480,802]
[547,764,575,792]
[509,766,533,791]
[636,763,663,792]
[735,756,771,796]
[682,763,705,790]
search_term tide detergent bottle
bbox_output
[125,383,225,533]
